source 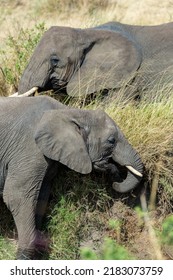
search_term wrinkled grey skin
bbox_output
[18,21,173,98]
[0,96,143,259]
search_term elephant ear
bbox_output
[34,110,92,174]
[67,30,142,97]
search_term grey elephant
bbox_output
[0,95,143,259]
[17,21,173,98]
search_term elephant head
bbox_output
[0,96,143,260]
[34,107,143,193]
[89,117,143,193]
[18,25,142,97]
[110,127,143,193]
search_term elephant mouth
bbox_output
[94,159,127,180]
[93,158,139,177]
[49,73,67,91]
[106,161,128,183]
[93,157,111,172]
[93,158,143,193]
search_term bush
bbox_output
[81,237,133,260]
[161,215,173,245]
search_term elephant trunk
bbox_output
[112,167,143,193]
[18,62,35,94]
[18,40,50,95]
[112,131,143,193]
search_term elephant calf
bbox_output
[0,96,143,259]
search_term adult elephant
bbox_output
[0,95,143,259]
[17,21,173,98]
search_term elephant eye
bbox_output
[50,55,59,67]
[107,136,116,145]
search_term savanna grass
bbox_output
[0,23,46,95]
[35,0,110,15]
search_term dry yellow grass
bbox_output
[1,0,173,45]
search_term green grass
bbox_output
[0,237,16,260]
[45,169,112,259]
[161,215,173,245]
[47,197,81,259]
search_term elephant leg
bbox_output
[34,178,52,256]
[5,195,37,259]
[15,205,37,260]
[3,177,43,260]
[35,179,51,230]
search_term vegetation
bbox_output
[0,23,46,94]
[0,0,173,260]
[0,237,16,260]
[81,238,133,260]
[36,0,110,15]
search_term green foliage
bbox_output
[161,215,173,245]
[81,237,133,260]
[47,197,81,259]
[46,170,112,259]
[81,247,98,260]
[0,236,16,260]
[108,219,121,230]
[0,22,46,91]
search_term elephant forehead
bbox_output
[94,118,117,138]
[38,27,79,55]
[47,26,78,37]
[92,110,116,129]
[105,114,118,131]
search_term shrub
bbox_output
[81,237,133,260]
[161,215,173,245]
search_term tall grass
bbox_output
[0,23,46,95]
[35,0,110,15]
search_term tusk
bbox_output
[9,87,38,97]
[9,92,19,96]
[126,165,143,177]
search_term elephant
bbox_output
[17,21,173,99]
[0,95,143,259]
